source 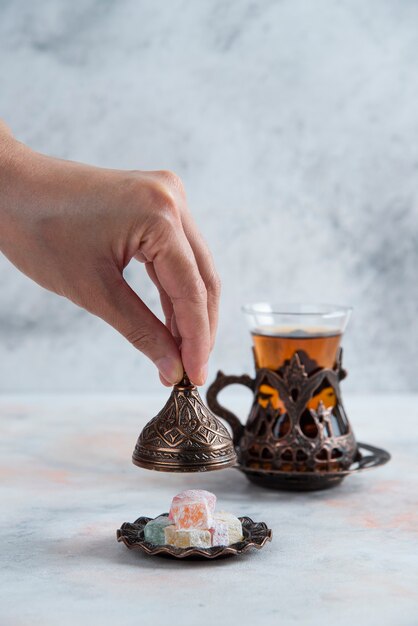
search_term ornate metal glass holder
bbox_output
[207,349,390,490]
[132,373,237,473]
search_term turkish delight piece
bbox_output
[210,521,229,547]
[164,526,211,549]
[215,511,244,545]
[171,501,213,530]
[169,490,216,519]
[144,515,173,545]
[164,525,177,546]
[169,490,215,529]
[177,529,211,549]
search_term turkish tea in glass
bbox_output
[207,303,357,479]
[252,326,346,443]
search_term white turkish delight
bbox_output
[214,511,243,544]
[210,521,229,546]
[164,525,212,548]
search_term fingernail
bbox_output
[159,372,172,387]
[156,356,183,385]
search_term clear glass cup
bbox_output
[242,302,352,374]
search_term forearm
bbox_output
[0,124,122,254]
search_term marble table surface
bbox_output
[0,393,417,626]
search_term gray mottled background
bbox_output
[0,0,417,393]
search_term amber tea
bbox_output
[252,326,342,374]
[250,325,348,444]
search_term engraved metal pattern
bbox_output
[132,374,237,472]
[237,442,391,491]
[206,349,367,489]
[117,514,272,560]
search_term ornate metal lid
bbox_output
[132,374,237,472]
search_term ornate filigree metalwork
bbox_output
[132,373,237,472]
[117,514,272,559]
[238,442,391,491]
[207,348,359,487]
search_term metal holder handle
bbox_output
[206,372,255,445]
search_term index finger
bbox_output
[180,209,221,350]
[149,225,210,386]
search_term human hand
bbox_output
[0,128,220,386]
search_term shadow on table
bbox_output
[48,533,256,571]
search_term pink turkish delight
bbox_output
[169,490,216,529]
[169,490,216,517]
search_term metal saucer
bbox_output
[117,514,272,560]
[236,442,391,491]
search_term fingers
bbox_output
[145,262,180,343]
[142,219,211,386]
[179,210,221,350]
[150,171,221,351]
[132,170,220,386]
[91,269,183,386]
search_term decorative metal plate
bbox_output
[117,514,272,560]
[236,442,390,491]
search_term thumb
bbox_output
[91,273,184,385]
